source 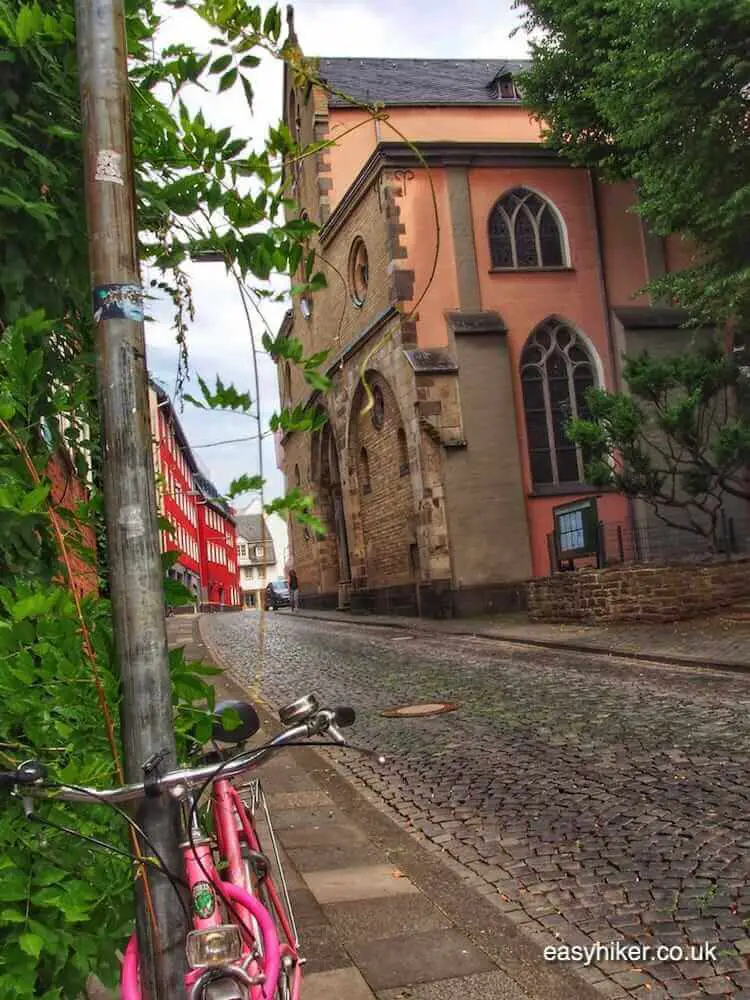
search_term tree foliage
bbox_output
[517,0,750,329]
[0,308,224,997]
[568,342,750,543]
[0,0,338,992]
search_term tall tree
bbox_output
[567,341,750,545]
[0,1,331,993]
[517,0,750,330]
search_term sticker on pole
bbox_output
[93,283,144,323]
[94,149,125,185]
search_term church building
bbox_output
[277,14,708,615]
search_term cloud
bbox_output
[144,0,530,504]
[292,0,529,57]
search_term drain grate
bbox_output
[381,702,459,719]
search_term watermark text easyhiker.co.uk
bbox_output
[544,941,718,967]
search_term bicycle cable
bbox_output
[184,737,345,961]
[26,812,191,923]
[27,781,191,921]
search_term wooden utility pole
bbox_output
[74,0,187,995]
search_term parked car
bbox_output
[264,580,291,611]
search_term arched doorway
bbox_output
[316,420,352,604]
[348,372,416,590]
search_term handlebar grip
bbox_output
[334,706,356,728]
[0,761,47,788]
[18,761,47,783]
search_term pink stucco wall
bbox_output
[321,95,692,579]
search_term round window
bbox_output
[371,385,385,430]
[349,238,369,306]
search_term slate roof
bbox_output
[235,514,277,565]
[194,472,234,520]
[317,58,531,108]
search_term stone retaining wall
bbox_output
[528,559,750,623]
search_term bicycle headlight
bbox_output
[186,925,243,968]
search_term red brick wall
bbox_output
[46,450,98,600]
[528,559,750,624]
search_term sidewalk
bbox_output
[169,616,599,1000]
[282,606,750,673]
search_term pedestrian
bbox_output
[288,568,299,611]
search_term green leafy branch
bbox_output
[183,374,253,414]
[567,341,750,544]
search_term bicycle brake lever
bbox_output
[326,723,347,746]
[321,728,386,766]
[301,711,386,765]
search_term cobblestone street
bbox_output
[202,612,750,1000]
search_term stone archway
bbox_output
[348,371,416,590]
[314,420,352,600]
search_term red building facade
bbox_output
[46,447,98,600]
[195,473,241,608]
[149,383,240,609]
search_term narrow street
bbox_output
[201,611,750,1000]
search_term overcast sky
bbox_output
[144,0,531,504]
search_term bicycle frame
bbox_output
[120,775,298,1000]
[218,780,302,999]
[6,698,355,999]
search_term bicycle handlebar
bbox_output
[1,705,356,806]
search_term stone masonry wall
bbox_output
[528,559,750,624]
[282,430,322,595]
[350,372,414,589]
[281,81,333,383]
[314,182,392,361]
[337,330,456,595]
[278,108,464,599]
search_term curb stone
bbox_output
[285,609,750,676]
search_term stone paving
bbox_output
[200,610,750,1000]
[301,606,750,672]
[167,615,580,1000]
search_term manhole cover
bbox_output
[381,702,459,719]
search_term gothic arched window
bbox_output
[520,318,596,488]
[370,384,384,430]
[489,188,566,270]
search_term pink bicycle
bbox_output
[2,693,355,1000]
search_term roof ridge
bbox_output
[314,57,532,108]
